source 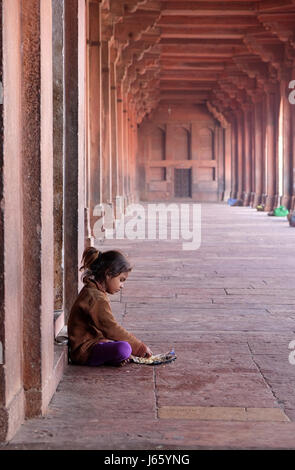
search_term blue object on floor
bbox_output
[227,198,238,206]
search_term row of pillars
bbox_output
[86,0,139,241]
[0,0,88,440]
[0,0,142,441]
[225,78,295,212]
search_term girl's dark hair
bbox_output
[80,247,132,283]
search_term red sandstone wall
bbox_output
[137,104,224,202]
[1,0,25,441]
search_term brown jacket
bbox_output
[67,279,147,364]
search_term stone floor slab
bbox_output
[3,202,295,450]
[158,406,289,422]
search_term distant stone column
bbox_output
[216,126,224,201]
[264,84,279,212]
[122,93,129,207]
[224,124,232,201]
[230,116,238,199]
[280,75,293,209]
[235,109,244,200]
[292,62,295,210]
[87,0,102,236]
[128,101,135,203]
[242,104,253,206]
[110,47,119,207]
[116,82,124,208]
[252,94,264,208]
[101,37,112,204]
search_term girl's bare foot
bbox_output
[118,358,130,367]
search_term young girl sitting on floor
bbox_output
[68,247,153,367]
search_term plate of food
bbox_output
[130,349,176,365]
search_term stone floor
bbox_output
[3,202,295,450]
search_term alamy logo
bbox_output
[288,340,295,365]
[93,202,202,251]
[0,341,3,365]
[289,80,295,105]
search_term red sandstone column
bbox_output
[21,0,54,417]
[53,0,65,332]
[128,102,134,202]
[224,124,232,201]
[216,126,224,201]
[78,0,87,272]
[64,0,83,318]
[235,109,244,200]
[101,37,112,204]
[264,83,279,212]
[280,75,293,209]
[116,82,124,209]
[110,47,118,208]
[292,62,295,210]
[122,91,129,207]
[1,0,25,441]
[230,116,238,199]
[129,101,136,203]
[252,94,264,207]
[87,0,102,234]
[242,104,253,206]
[261,94,268,205]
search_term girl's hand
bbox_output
[144,346,153,358]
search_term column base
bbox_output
[242,192,251,207]
[274,194,281,208]
[264,195,276,212]
[249,192,257,208]
[230,190,238,200]
[0,388,25,442]
[223,191,231,202]
[252,193,262,209]
[281,195,292,210]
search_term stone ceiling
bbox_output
[102,0,295,122]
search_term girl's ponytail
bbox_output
[80,247,101,272]
[80,247,132,283]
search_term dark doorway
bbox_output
[174,168,192,197]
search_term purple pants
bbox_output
[86,341,132,367]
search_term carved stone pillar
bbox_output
[101,38,112,203]
[1,0,25,440]
[53,0,64,330]
[21,0,54,418]
[230,116,238,199]
[264,83,279,211]
[87,0,102,235]
[116,81,124,212]
[242,104,253,206]
[252,94,264,207]
[122,92,129,207]
[224,124,232,201]
[110,46,118,207]
[235,109,244,200]
[64,0,83,319]
[292,62,295,210]
[280,74,293,209]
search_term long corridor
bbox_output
[3,203,295,450]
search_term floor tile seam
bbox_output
[246,340,286,412]
[153,366,159,421]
